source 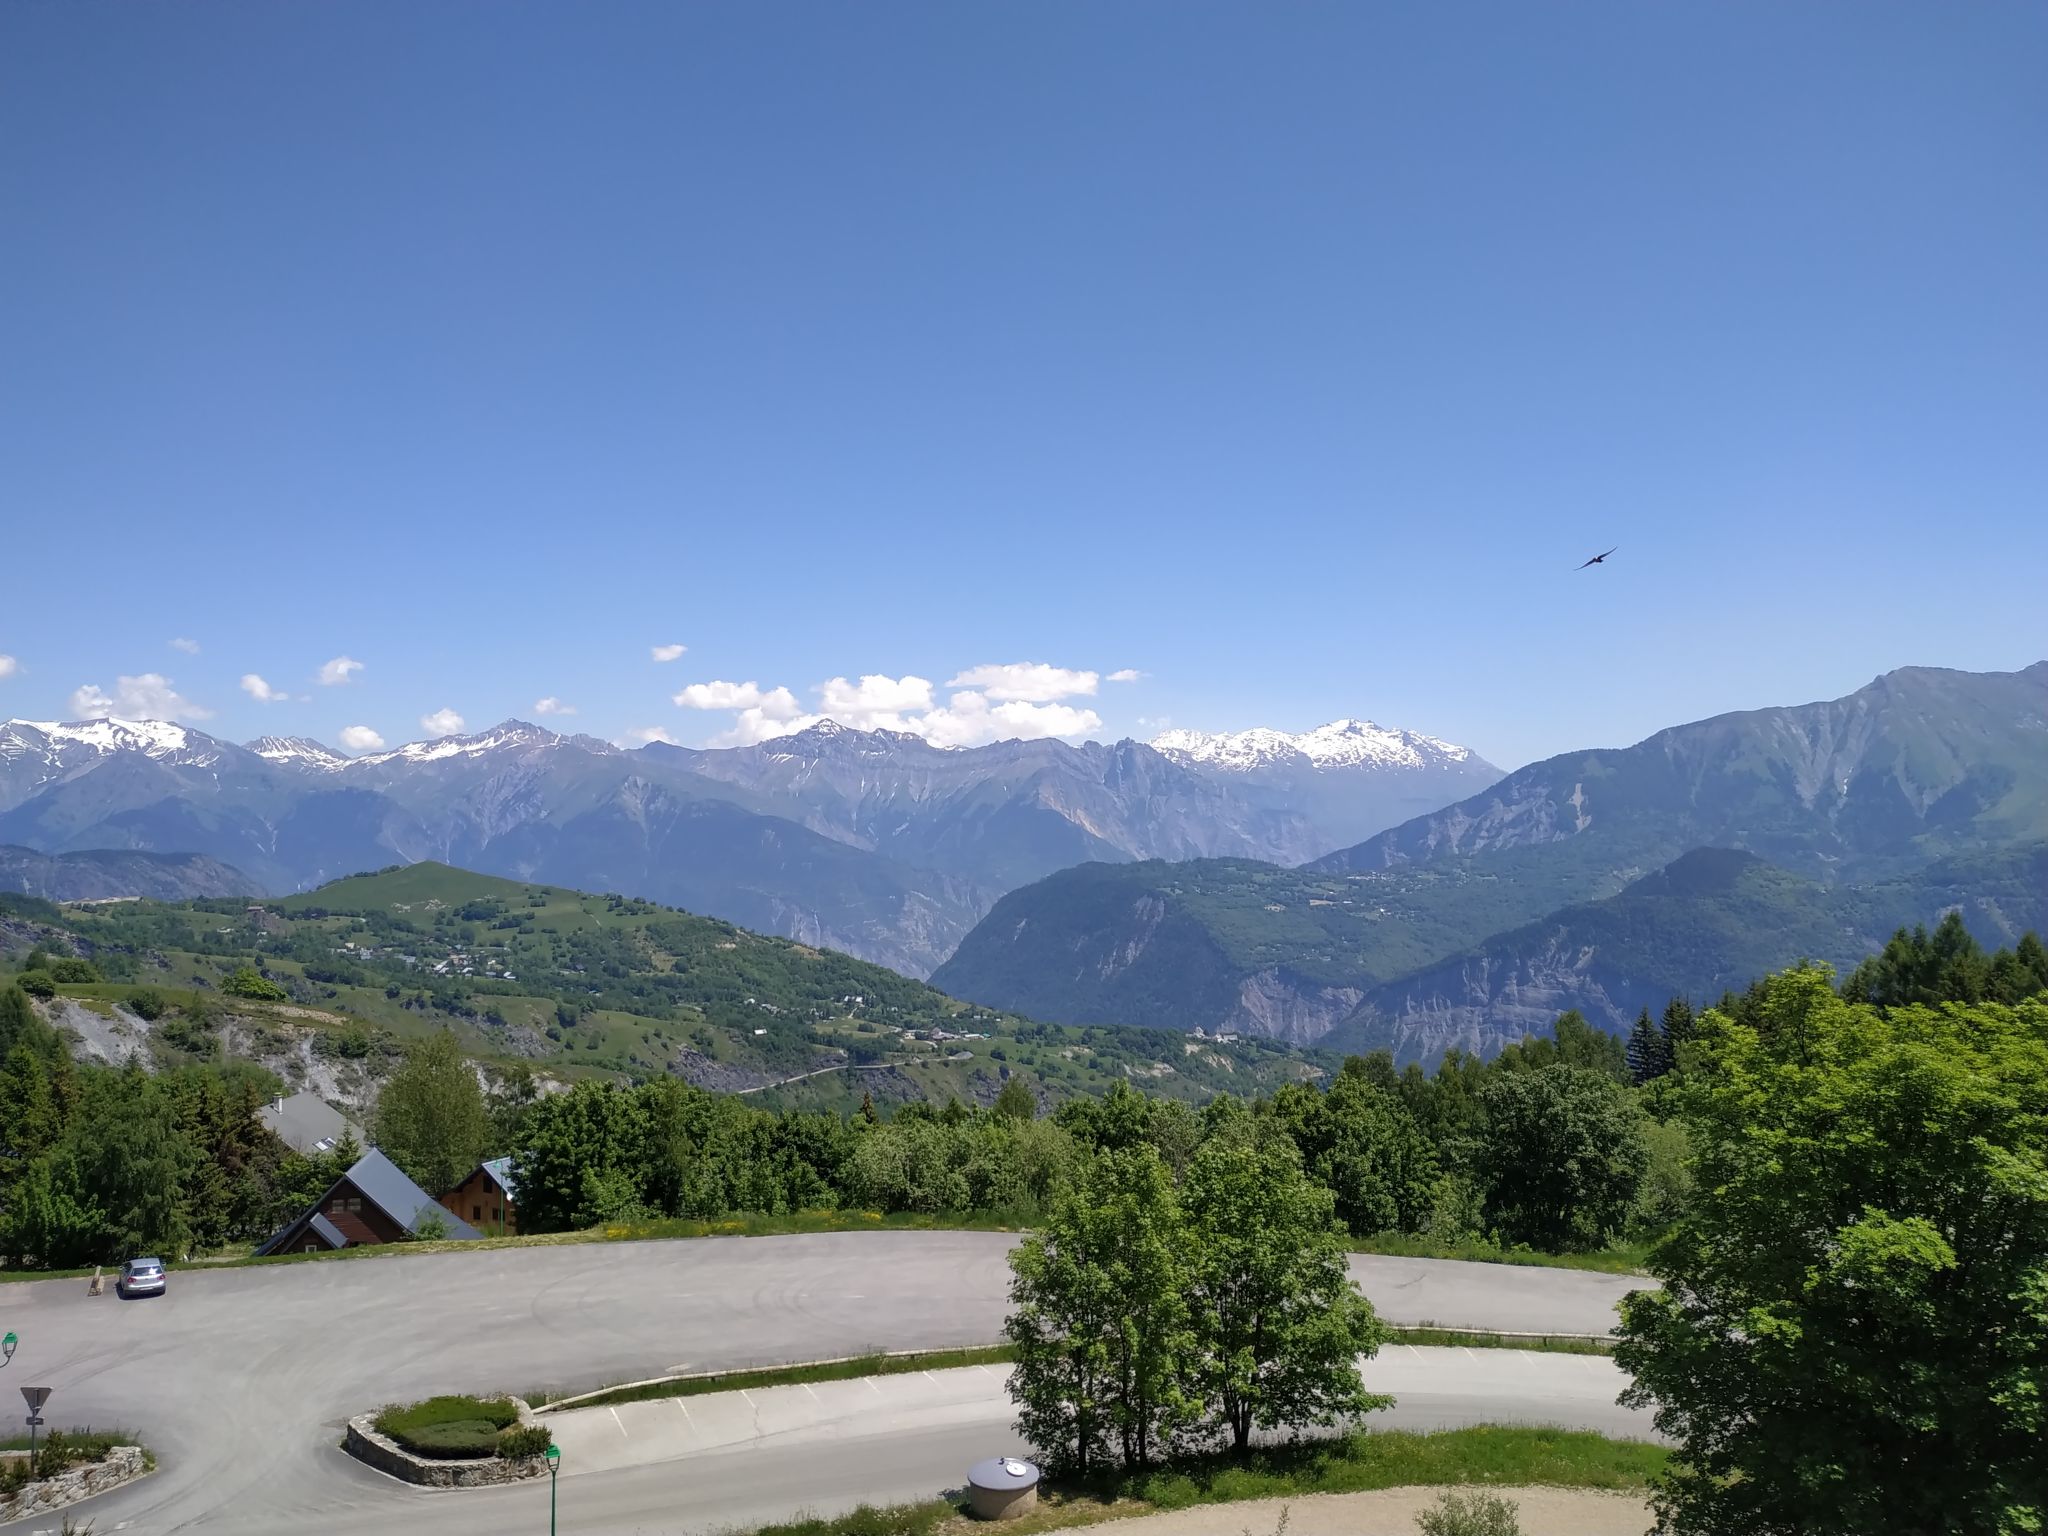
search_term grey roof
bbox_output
[252,1147,482,1255]
[347,1149,484,1240]
[308,1212,349,1249]
[257,1092,361,1157]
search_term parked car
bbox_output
[116,1257,167,1299]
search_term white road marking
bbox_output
[675,1398,694,1424]
[739,1389,756,1407]
[609,1405,628,1438]
[802,1382,820,1402]
[863,1377,881,1395]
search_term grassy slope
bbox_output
[751,1427,1665,1536]
[3,865,1322,1113]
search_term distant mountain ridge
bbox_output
[1152,719,1502,852]
[933,662,2048,1060]
[0,709,1488,976]
[0,844,253,902]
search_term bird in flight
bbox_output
[1576,547,1617,569]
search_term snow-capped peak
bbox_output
[1,717,205,760]
[1152,718,1475,773]
[246,735,350,771]
[347,720,604,768]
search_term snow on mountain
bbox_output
[2,717,206,762]
[1152,718,1477,773]
[246,735,350,771]
[348,721,619,768]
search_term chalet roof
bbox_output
[253,1148,482,1256]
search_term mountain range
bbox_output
[933,662,2048,1060]
[0,713,1495,976]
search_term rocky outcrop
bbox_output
[0,1445,148,1524]
[1226,969,1367,1047]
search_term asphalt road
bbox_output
[0,1233,1652,1534]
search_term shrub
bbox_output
[127,988,168,1021]
[497,1424,553,1460]
[16,970,56,999]
[374,1396,521,1460]
[48,957,101,983]
[1416,1490,1521,1536]
[222,966,288,1001]
[411,1210,450,1241]
[157,1016,217,1054]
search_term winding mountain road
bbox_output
[0,1233,1651,1534]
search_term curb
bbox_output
[534,1349,983,1415]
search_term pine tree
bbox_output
[1627,1008,1673,1085]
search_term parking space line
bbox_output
[802,1382,820,1402]
[863,1377,881,1395]
[675,1398,694,1424]
[609,1406,628,1438]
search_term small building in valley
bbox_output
[441,1157,519,1236]
[254,1148,484,1255]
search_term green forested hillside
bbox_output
[0,863,1319,1113]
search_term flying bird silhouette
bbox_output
[1576,547,1617,570]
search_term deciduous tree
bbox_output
[1182,1120,1388,1452]
[1616,969,2048,1534]
[1005,1146,1197,1474]
[375,1029,491,1196]
[1476,1064,1646,1250]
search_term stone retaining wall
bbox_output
[0,1446,149,1524]
[343,1399,547,1489]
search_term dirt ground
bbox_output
[1082,1486,1653,1536]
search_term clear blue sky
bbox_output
[3,3,2043,768]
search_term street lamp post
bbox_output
[545,1442,561,1535]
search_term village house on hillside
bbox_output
[440,1157,519,1236]
[255,1149,483,1255]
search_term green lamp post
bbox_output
[545,1442,561,1535]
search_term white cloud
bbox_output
[339,725,386,752]
[420,708,466,737]
[169,637,201,655]
[1107,668,1145,684]
[917,691,1105,748]
[689,668,1106,749]
[534,697,577,716]
[673,680,803,718]
[319,655,365,686]
[70,673,213,721]
[650,643,687,663]
[817,673,936,727]
[240,673,289,704]
[946,663,1100,703]
[623,726,679,746]
[0,655,17,679]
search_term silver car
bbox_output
[116,1257,167,1299]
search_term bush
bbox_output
[127,988,168,1021]
[222,965,288,1002]
[1416,1490,1521,1536]
[497,1424,553,1460]
[374,1396,521,1460]
[48,957,101,983]
[15,970,56,999]
[156,1015,217,1054]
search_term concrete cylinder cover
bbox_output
[966,1456,1042,1520]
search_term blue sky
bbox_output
[3,3,2043,770]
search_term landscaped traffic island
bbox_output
[346,1395,554,1488]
